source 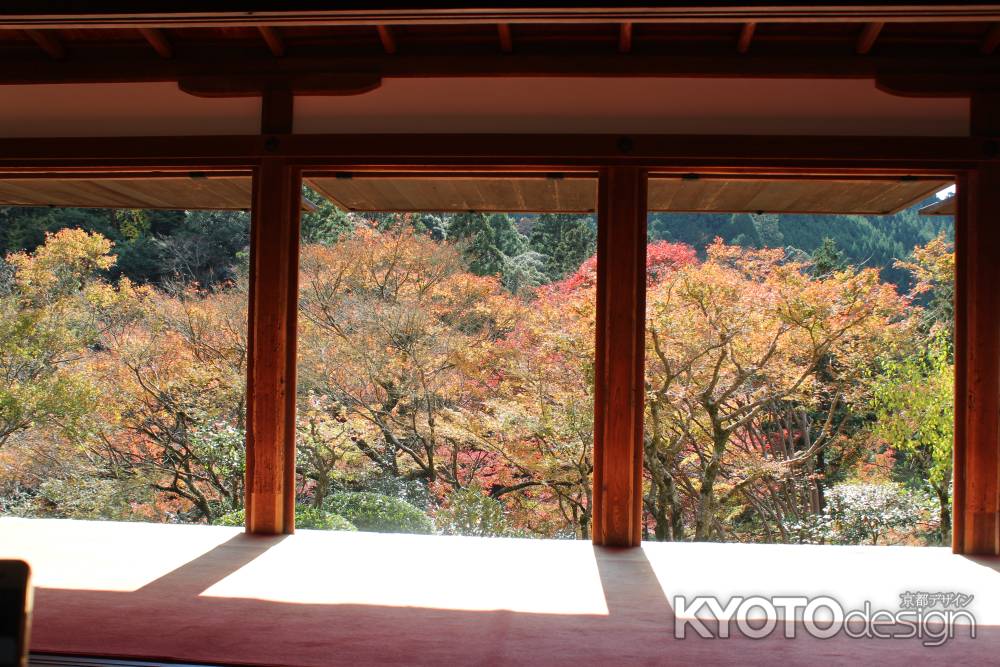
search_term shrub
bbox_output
[324,491,433,534]
[435,484,509,537]
[213,507,356,531]
[824,482,929,545]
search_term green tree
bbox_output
[811,237,846,276]
[528,213,597,281]
[448,212,526,277]
[300,188,355,245]
[871,330,953,541]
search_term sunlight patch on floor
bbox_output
[0,518,243,592]
[200,529,610,614]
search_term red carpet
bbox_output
[2,518,998,666]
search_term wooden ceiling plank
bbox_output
[371,178,414,210]
[646,176,951,214]
[309,176,599,213]
[138,27,172,59]
[0,176,253,210]
[919,196,956,216]
[23,29,64,60]
[258,25,285,56]
[377,24,397,55]
[856,21,885,55]
[737,22,756,54]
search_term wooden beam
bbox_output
[23,29,64,60]
[246,158,301,535]
[376,24,396,55]
[737,22,756,54]
[138,27,172,59]
[258,26,285,57]
[593,166,647,548]
[261,88,294,135]
[982,23,1000,55]
[497,23,513,53]
[177,73,381,97]
[856,21,884,55]
[954,164,1000,555]
[618,22,632,54]
[0,134,987,169]
[875,69,1000,98]
[2,48,999,87]
[4,6,1000,30]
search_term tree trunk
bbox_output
[935,483,951,543]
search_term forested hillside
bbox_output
[1,195,952,293]
[0,196,955,545]
[648,200,953,288]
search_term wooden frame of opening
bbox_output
[1,133,994,553]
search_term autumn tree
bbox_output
[296,224,519,504]
[644,241,913,541]
[0,229,124,450]
[90,276,250,522]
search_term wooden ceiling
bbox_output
[0,172,952,215]
[309,175,598,213]
[647,176,952,214]
[1,21,997,61]
[0,174,252,210]
[0,8,998,89]
[919,195,957,215]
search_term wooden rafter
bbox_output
[737,22,756,54]
[497,23,513,53]
[618,22,632,54]
[138,27,172,59]
[856,21,884,55]
[23,29,64,60]
[376,24,396,55]
[982,23,1000,55]
[258,25,285,57]
[4,6,1000,29]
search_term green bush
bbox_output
[324,491,433,534]
[435,484,509,537]
[213,507,357,531]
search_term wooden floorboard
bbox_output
[4,518,1000,666]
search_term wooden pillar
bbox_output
[246,159,300,534]
[954,165,1000,555]
[954,95,1000,555]
[593,167,647,547]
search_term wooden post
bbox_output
[954,165,1000,555]
[953,95,1000,555]
[593,167,647,547]
[246,158,301,534]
